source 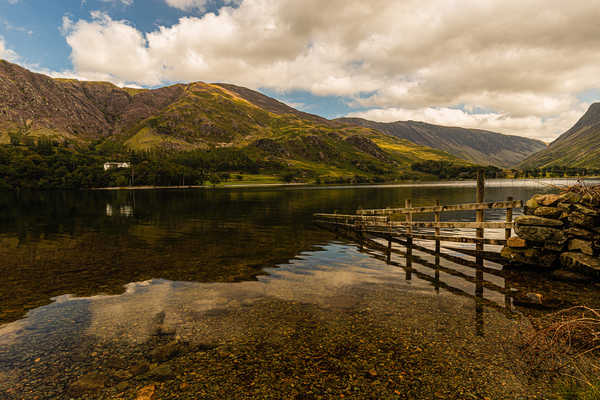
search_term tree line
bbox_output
[0,138,280,190]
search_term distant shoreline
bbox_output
[91,183,310,190]
[90,177,600,191]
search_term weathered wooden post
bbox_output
[358,217,364,250]
[434,199,441,255]
[386,216,392,264]
[406,199,413,257]
[505,196,513,240]
[476,170,485,264]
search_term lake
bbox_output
[1,179,599,399]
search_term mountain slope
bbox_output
[336,118,546,167]
[520,103,600,169]
[0,60,466,181]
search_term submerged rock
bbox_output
[560,252,600,276]
[501,246,559,268]
[550,269,589,283]
[148,363,175,380]
[69,371,108,394]
[513,292,544,308]
[150,341,181,362]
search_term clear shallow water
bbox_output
[1,179,600,399]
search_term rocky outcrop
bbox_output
[502,191,600,277]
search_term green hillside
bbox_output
[0,60,473,185]
[520,103,600,169]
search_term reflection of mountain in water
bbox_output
[0,183,587,326]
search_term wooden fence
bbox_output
[313,172,523,262]
[313,173,526,334]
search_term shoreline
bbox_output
[91,182,310,190]
[90,177,600,191]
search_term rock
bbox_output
[150,341,181,362]
[148,363,175,380]
[525,198,539,211]
[565,227,594,239]
[582,192,600,206]
[559,192,582,204]
[568,239,595,256]
[544,241,567,252]
[538,194,562,206]
[136,384,157,400]
[560,252,600,277]
[128,362,150,377]
[574,203,600,216]
[513,292,544,308]
[533,206,562,219]
[526,292,543,304]
[110,369,133,381]
[551,269,589,283]
[115,381,129,392]
[568,212,599,228]
[507,237,527,248]
[514,224,567,244]
[105,356,128,370]
[501,246,559,268]
[557,202,572,211]
[514,215,563,227]
[69,372,108,394]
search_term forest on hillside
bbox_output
[1,137,597,190]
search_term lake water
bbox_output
[1,179,599,399]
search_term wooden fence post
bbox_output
[434,199,441,254]
[406,199,413,259]
[476,171,485,262]
[505,196,513,240]
[386,216,392,264]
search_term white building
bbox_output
[103,162,131,171]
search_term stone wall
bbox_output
[501,191,600,277]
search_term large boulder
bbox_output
[533,206,562,219]
[568,239,595,256]
[514,224,567,244]
[514,215,563,227]
[568,212,599,228]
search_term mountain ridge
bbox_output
[0,59,469,182]
[336,117,547,167]
[520,103,600,169]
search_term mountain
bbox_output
[336,118,546,167]
[0,60,465,181]
[520,103,600,169]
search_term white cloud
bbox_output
[100,0,134,5]
[165,0,208,11]
[60,0,600,140]
[347,105,590,143]
[0,36,18,62]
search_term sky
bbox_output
[1,0,600,142]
